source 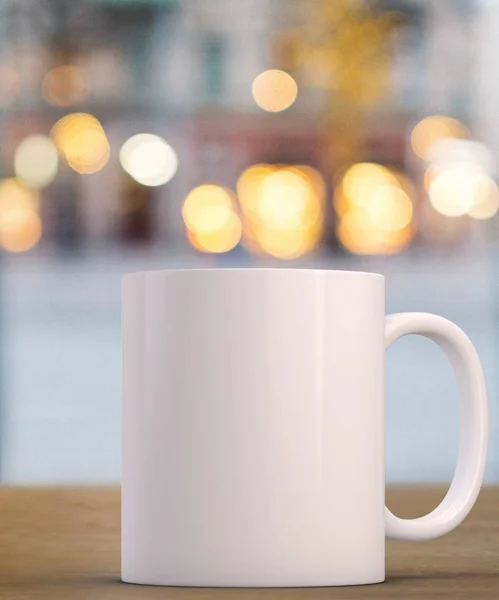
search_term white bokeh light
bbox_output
[14,135,59,188]
[428,168,489,217]
[119,133,178,187]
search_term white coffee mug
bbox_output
[122,268,488,587]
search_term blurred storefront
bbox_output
[0,0,489,256]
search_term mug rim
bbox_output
[123,268,384,280]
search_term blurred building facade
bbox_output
[0,0,487,258]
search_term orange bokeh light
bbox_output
[42,65,86,107]
[337,207,413,255]
[0,206,42,253]
[411,115,469,160]
[183,185,242,253]
[252,69,298,112]
[237,163,324,258]
[335,162,415,255]
[51,113,110,174]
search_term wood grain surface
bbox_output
[0,486,497,599]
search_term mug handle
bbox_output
[384,312,488,541]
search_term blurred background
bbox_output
[0,0,497,484]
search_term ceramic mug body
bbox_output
[122,269,385,586]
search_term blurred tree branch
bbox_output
[273,0,406,170]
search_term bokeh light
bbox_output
[424,165,439,192]
[428,168,493,217]
[0,179,41,252]
[0,178,39,214]
[294,165,326,202]
[119,134,178,187]
[426,138,495,174]
[468,179,499,220]
[410,115,469,160]
[182,184,233,230]
[337,207,412,255]
[65,130,110,174]
[183,185,241,253]
[51,113,110,174]
[0,206,42,252]
[257,169,318,228]
[0,66,20,108]
[335,162,415,254]
[14,135,59,188]
[252,69,298,112]
[367,186,413,231]
[240,219,265,256]
[255,223,316,259]
[42,65,86,107]
[237,164,277,218]
[339,163,399,208]
[237,164,324,259]
[187,214,242,254]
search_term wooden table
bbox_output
[0,486,497,599]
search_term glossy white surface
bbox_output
[121,268,488,587]
[384,313,488,541]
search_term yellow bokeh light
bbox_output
[337,208,413,255]
[190,204,233,235]
[0,179,41,252]
[188,213,242,254]
[0,206,41,252]
[50,113,109,174]
[51,113,102,149]
[0,178,39,215]
[468,176,499,220]
[469,195,499,220]
[183,185,241,253]
[293,165,326,203]
[238,164,324,223]
[333,187,351,217]
[119,133,178,187]
[257,169,318,228]
[257,225,308,259]
[428,168,491,217]
[367,186,413,231]
[237,163,323,258]
[411,115,469,160]
[14,135,58,188]
[42,65,86,107]
[65,130,110,174]
[335,163,415,255]
[241,219,265,255]
[237,164,276,218]
[424,166,438,192]
[340,163,399,207]
[256,221,321,259]
[183,185,233,231]
[252,69,298,112]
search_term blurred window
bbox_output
[202,34,226,103]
